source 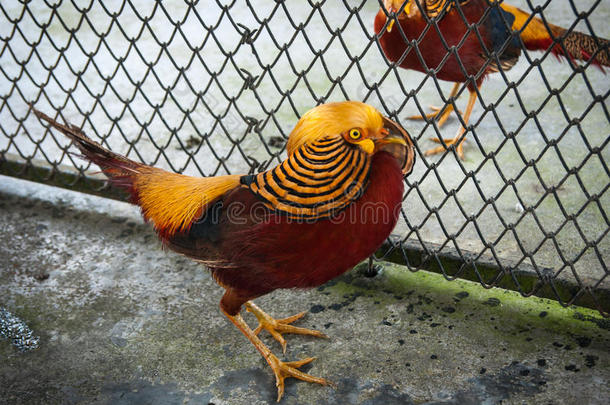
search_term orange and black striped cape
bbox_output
[243,136,371,220]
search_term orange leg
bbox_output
[409,83,461,128]
[425,85,479,160]
[245,301,327,354]
[222,304,330,402]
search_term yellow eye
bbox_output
[348,128,361,140]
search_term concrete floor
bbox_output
[1,176,608,405]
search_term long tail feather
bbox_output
[561,30,610,67]
[501,4,609,68]
[32,107,241,239]
[32,108,142,179]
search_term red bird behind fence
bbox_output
[375,0,609,159]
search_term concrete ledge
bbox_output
[1,176,609,404]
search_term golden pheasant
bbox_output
[375,0,609,159]
[33,101,415,401]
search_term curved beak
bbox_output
[374,116,416,176]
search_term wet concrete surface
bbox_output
[1,175,609,405]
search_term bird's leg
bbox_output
[222,308,330,402]
[245,301,327,355]
[425,85,479,160]
[408,83,461,128]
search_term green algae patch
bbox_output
[320,260,609,363]
[377,262,606,334]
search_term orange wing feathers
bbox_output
[500,3,563,44]
[132,169,240,239]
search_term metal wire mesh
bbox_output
[1,0,608,316]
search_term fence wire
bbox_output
[1,0,608,316]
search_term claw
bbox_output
[425,137,465,160]
[423,84,479,160]
[269,354,331,401]
[425,125,466,159]
[222,304,331,402]
[408,103,455,128]
[246,302,327,354]
[408,83,461,128]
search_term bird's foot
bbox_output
[408,104,458,128]
[425,136,465,160]
[221,308,331,402]
[268,353,331,401]
[246,301,327,354]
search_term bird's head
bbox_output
[377,0,460,32]
[286,101,415,175]
[376,1,419,33]
[379,0,454,30]
[382,0,418,16]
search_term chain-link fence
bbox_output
[1,0,608,316]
